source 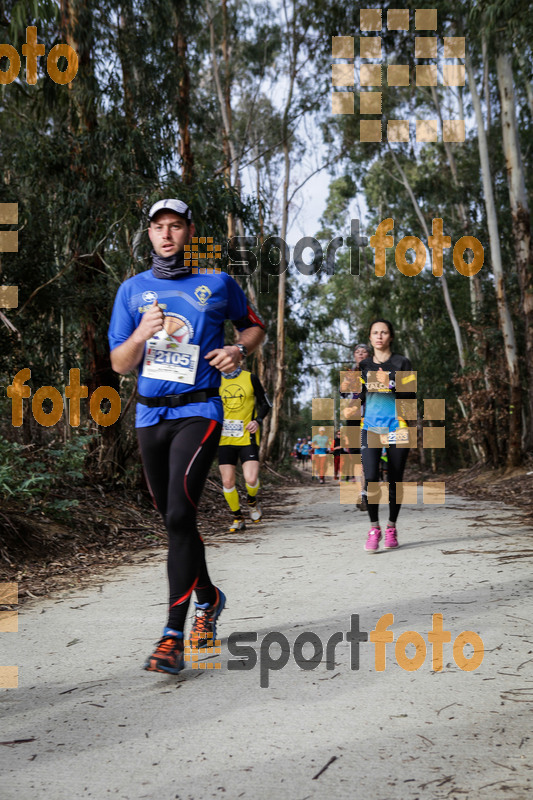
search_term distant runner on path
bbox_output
[312,426,331,484]
[108,198,265,674]
[340,343,370,505]
[300,438,311,470]
[218,367,271,532]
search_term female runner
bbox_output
[359,319,416,552]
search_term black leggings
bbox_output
[137,416,222,632]
[361,429,409,525]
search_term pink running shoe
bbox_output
[384,525,399,549]
[364,526,382,552]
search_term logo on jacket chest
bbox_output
[194,284,212,305]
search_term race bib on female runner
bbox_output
[382,427,409,445]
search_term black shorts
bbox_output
[218,442,260,466]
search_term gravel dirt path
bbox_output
[1,483,532,799]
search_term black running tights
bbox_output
[137,416,222,632]
[361,430,409,525]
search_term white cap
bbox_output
[319,426,325,432]
[148,199,192,222]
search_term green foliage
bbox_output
[1,0,532,481]
[0,434,89,520]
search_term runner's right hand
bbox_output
[134,298,164,342]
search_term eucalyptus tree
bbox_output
[468,0,533,452]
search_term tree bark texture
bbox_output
[496,51,533,449]
[466,49,522,466]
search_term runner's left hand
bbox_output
[246,420,259,434]
[205,345,241,372]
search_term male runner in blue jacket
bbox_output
[109,199,265,674]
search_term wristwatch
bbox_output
[234,343,248,360]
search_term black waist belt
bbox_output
[137,388,220,408]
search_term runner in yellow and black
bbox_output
[218,367,271,531]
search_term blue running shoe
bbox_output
[143,628,184,674]
[190,588,226,649]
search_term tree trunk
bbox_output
[60,0,97,131]
[430,84,483,315]
[221,0,234,236]
[60,0,121,478]
[388,146,466,368]
[466,49,522,466]
[209,2,235,237]
[265,138,289,459]
[430,84,491,460]
[482,36,491,130]
[496,51,533,450]
[265,0,297,460]
[516,49,533,120]
[388,146,485,462]
[173,2,194,184]
[117,0,138,128]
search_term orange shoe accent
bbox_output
[143,636,184,674]
[190,588,226,649]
